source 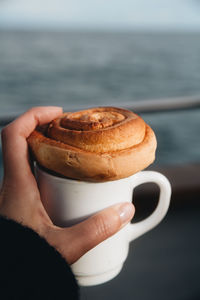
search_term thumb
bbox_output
[48,202,135,264]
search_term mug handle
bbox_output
[126,171,171,242]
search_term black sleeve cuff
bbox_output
[0,216,79,300]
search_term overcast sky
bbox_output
[0,0,200,30]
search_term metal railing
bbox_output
[1,95,200,126]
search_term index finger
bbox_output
[1,106,63,180]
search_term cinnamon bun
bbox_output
[28,107,157,181]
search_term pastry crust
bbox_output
[28,107,157,182]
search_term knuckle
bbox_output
[26,107,41,117]
[26,107,38,116]
[27,106,39,113]
[27,106,46,114]
[92,213,118,240]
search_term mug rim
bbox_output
[34,162,134,185]
[35,162,84,184]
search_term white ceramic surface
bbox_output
[35,165,171,286]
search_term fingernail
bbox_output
[114,203,134,226]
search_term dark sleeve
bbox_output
[0,216,79,300]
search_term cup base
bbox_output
[76,264,123,286]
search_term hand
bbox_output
[0,107,135,264]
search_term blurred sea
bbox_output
[0,30,200,177]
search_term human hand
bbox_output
[0,107,134,264]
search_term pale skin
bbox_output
[0,107,135,265]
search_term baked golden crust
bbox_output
[27,107,157,181]
[47,107,146,153]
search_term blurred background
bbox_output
[0,1,200,299]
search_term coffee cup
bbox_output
[35,163,171,286]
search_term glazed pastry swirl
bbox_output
[47,107,146,153]
[28,107,157,182]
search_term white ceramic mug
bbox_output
[35,164,171,286]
